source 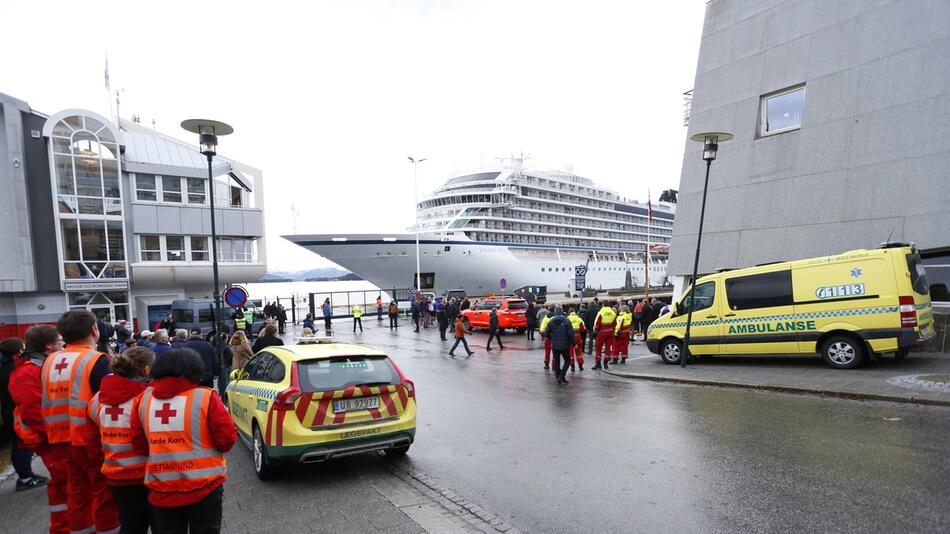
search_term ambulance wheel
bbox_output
[659,338,683,365]
[386,444,411,457]
[821,335,864,369]
[253,423,276,480]
[895,349,909,361]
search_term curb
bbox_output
[602,370,950,407]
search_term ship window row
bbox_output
[131,173,250,208]
[514,198,674,228]
[468,231,656,251]
[137,234,256,263]
[467,217,672,240]
[451,206,673,234]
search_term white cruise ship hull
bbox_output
[284,233,669,295]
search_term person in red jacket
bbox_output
[84,346,155,534]
[9,325,68,533]
[130,348,236,534]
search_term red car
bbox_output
[460,297,528,333]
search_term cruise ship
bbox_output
[285,158,674,295]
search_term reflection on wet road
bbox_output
[350,325,950,533]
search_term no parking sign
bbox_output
[224,285,249,308]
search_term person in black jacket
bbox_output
[583,299,600,354]
[526,302,538,341]
[252,323,284,353]
[436,306,449,341]
[546,307,575,384]
[486,308,504,351]
[184,328,220,388]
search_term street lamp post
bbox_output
[408,156,426,294]
[182,119,233,393]
[681,131,732,368]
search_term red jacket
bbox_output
[84,375,150,485]
[131,377,236,507]
[8,353,47,451]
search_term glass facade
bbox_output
[48,113,131,322]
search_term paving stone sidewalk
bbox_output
[606,343,950,406]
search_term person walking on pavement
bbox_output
[130,348,236,534]
[411,299,421,332]
[376,295,384,321]
[613,305,633,364]
[9,325,68,531]
[540,308,554,370]
[634,299,646,338]
[486,308,505,351]
[546,307,574,385]
[84,346,155,534]
[526,302,538,341]
[567,307,586,372]
[276,304,287,335]
[1,337,47,492]
[322,298,333,332]
[448,316,474,357]
[436,306,449,341]
[641,298,656,335]
[184,328,219,389]
[583,299,600,354]
[41,310,119,534]
[593,303,617,370]
[388,301,399,329]
[252,323,284,353]
[232,310,248,336]
[228,331,254,372]
[352,304,363,333]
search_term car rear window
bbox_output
[507,300,528,309]
[907,252,929,295]
[297,356,401,392]
[475,301,501,310]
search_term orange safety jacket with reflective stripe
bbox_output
[615,312,633,336]
[41,346,104,445]
[88,391,148,483]
[137,386,227,493]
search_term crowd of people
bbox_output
[0,310,244,533]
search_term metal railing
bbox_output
[253,289,419,324]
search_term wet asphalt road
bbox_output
[338,320,950,534]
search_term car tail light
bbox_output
[274,362,302,411]
[403,379,415,399]
[899,296,917,328]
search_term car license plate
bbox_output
[333,396,380,413]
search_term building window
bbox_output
[162,177,182,203]
[190,236,209,261]
[136,174,158,201]
[165,236,185,261]
[140,235,161,261]
[759,85,805,136]
[187,178,206,204]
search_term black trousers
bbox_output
[278,319,286,334]
[487,331,504,349]
[439,326,448,340]
[10,434,34,480]
[552,349,571,381]
[153,485,223,534]
[526,327,535,340]
[389,315,398,329]
[324,317,332,331]
[111,483,153,534]
[353,317,362,332]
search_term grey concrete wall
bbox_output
[670,0,950,276]
[0,94,37,292]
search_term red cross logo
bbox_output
[105,405,124,421]
[54,358,69,373]
[154,403,177,425]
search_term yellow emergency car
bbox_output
[646,244,935,369]
[226,342,416,479]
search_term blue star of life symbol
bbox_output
[851,268,862,278]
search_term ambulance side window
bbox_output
[725,270,793,310]
[683,282,715,312]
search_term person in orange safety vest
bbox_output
[566,308,586,372]
[10,325,68,533]
[592,304,617,370]
[85,346,155,534]
[613,305,633,364]
[130,348,236,534]
[41,310,119,534]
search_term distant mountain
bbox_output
[258,267,351,282]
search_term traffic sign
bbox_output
[574,265,586,291]
[223,285,249,308]
[575,265,587,277]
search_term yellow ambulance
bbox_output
[646,244,935,369]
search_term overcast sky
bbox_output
[1,0,705,270]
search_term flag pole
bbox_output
[645,190,651,300]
